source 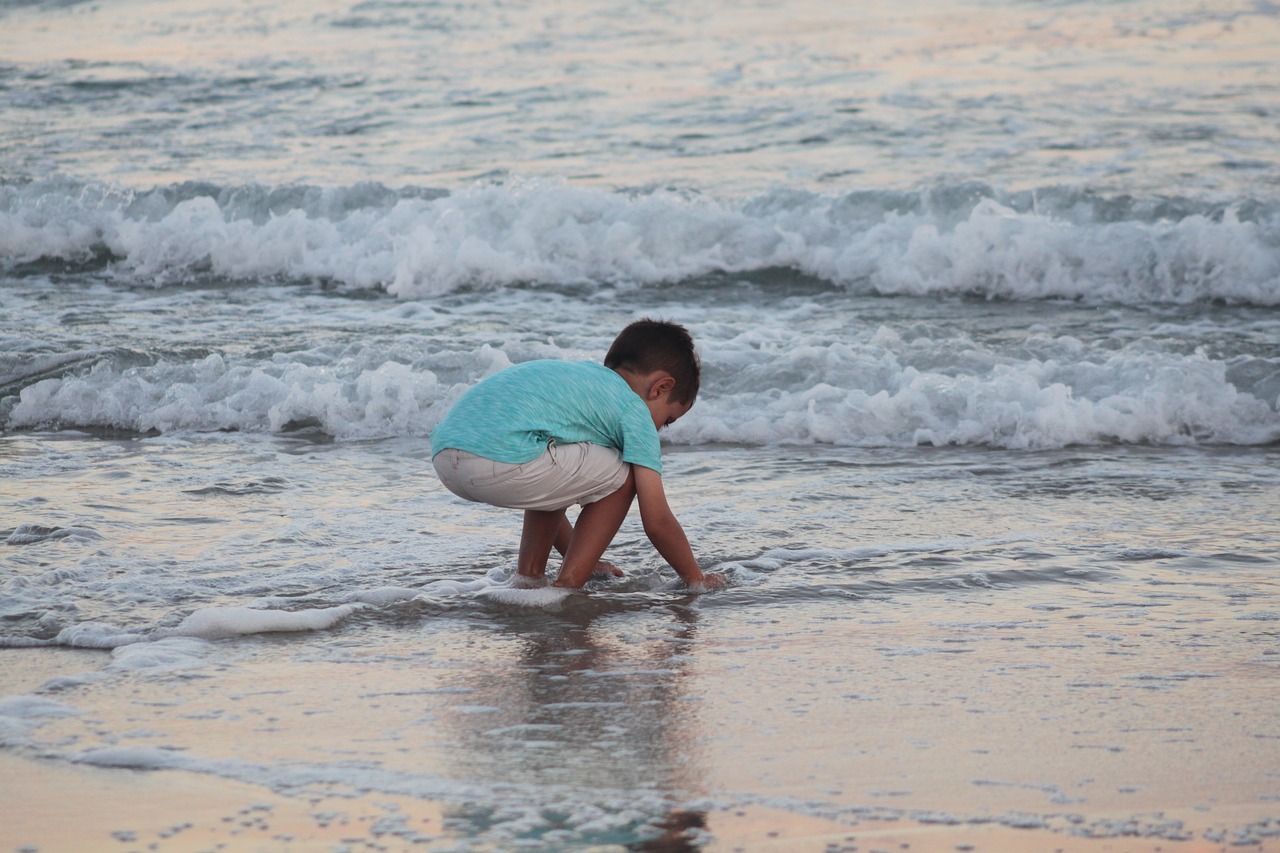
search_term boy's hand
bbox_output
[591,560,624,579]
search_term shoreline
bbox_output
[3,641,1275,853]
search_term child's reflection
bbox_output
[438,597,710,847]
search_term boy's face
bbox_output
[648,390,692,432]
[619,368,693,431]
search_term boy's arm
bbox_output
[633,466,724,588]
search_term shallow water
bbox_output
[3,432,1279,847]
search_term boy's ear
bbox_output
[647,372,676,400]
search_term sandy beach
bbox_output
[7,748,1264,853]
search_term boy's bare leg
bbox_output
[517,509,565,582]
[554,470,636,589]
[552,513,623,579]
[553,513,574,557]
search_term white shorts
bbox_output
[432,443,631,512]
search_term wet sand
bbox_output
[3,752,1273,853]
[3,582,1279,853]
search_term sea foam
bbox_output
[4,178,1279,448]
[6,324,1273,448]
[3,178,1277,305]
[479,586,578,608]
[168,605,360,640]
[0,695,82,745]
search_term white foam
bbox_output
[3,181,1278,448]
[0,695,82,720]
[109,637,213,671]
[679,341,1280,449]
[7,353,451,441]
[50,622,147,650]
[345,586,424,605]
[3,179,1277,305]
[168,605,359,640]
[479,586,577,608]
[7,331,1275,448]
[73,745,188,771]
[408,568,578,609]
[0,694,82,745]
[416,576,496,596]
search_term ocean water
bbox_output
[2,0,1280,850]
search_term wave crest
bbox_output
[5,335,1276,448]
[4,178,1277,305]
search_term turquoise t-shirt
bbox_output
[430,361,663,473]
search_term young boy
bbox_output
[430,319,725,591]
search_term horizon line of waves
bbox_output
[3,177,1278,305]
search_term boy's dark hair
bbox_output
[605,319,701,405]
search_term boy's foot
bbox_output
[590,560,624,579]
[512,573,549,589]
[692,572,727,590]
